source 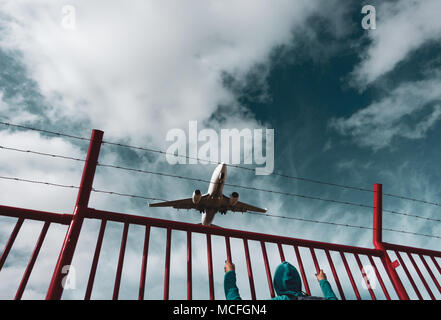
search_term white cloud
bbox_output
[351,0,441,87]
[0,0,323,145]
[329,75,441,150]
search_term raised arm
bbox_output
[316,269,338,300]
[224,261,242,300]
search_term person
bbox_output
[224,260,338,300]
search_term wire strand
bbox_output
[0,175,79,190]
[244,211,441,240]
[101,140,373,192]
[2,120,441,208]
[0,121,90,142]
[96,162,373,209]
[382,209,441,223]
[2,144,441,223]
[0,176,166,202]
[92,188,168,202]
[1,175,440,240]
[383,193,441,207]
[0,145,86,162]
[103,140,441,207]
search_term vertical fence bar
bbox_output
[243,238,256,300]
[430,256,441,276]
[0,217,24,271]
[85,219,107,300]
[372,183,409,300]
[310,248,320,274]
[260,241,275,298]
[354,253,376,300]
[293,245,310,295]
[206,234,214,300]
[379,255,405,300]
[340,251,361,300]
[277,243,285,262]
[187,231,192,300]
[163,228,172,300]
[113,222,129,300]
[367,255,391,300]
[395,251,422,300]
[418,254,441,294]
[46,129,103,300]
[15,221,50,300]
[225,236,232,262]
[138,225,151,300]
[406,252,435,300]
[324,249,345,300]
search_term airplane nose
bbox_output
[218,162,226,180]
[217,162,226,172]
[221,163,227,176]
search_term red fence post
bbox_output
[418,254,441,294]
[225,236,232,263]
[0,218,24,271]
[260,241,275,298]
[46,129,103,300]
[113,222,129,300]
[243,238,256,300]
[206,234,215,300]
[164,228,172,300]
[324,249,345,300]
[187,231,192,300]
[15,221,50,300]
[373,183,409,300]
[293,245,310,295]
[277,243,285,262]
[85,219,107,300]
[139,225,151,300]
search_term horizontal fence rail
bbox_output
[1,205,440,300]
[0,128,440,300]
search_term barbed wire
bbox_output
[0,175,440,240]
[245,211,441,240]
[101,140,373,192]
[0,121,90,142]
[0,143,373,209]
[2,120,441,208]
[0,175,166,202]
[383,193,441,207]
[2,144,441,223]
[103,140,441,207]
[96,162,373,209]
[0,175,79,189]
[92,188,168,202]
[0,145,86,162]
[382,209,441,223]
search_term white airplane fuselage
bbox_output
[202,163,226,225]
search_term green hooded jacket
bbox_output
[224,262,338,300]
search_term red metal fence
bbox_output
[0,129,440,300]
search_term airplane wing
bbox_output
[221,194,267,213]
[149,194,209,210]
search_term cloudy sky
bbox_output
[0,0,440,300]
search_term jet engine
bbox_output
[229,192,239,205]
[192,189,202,204]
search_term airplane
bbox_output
[148,162,267,226]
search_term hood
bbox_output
[273,262,303,297]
